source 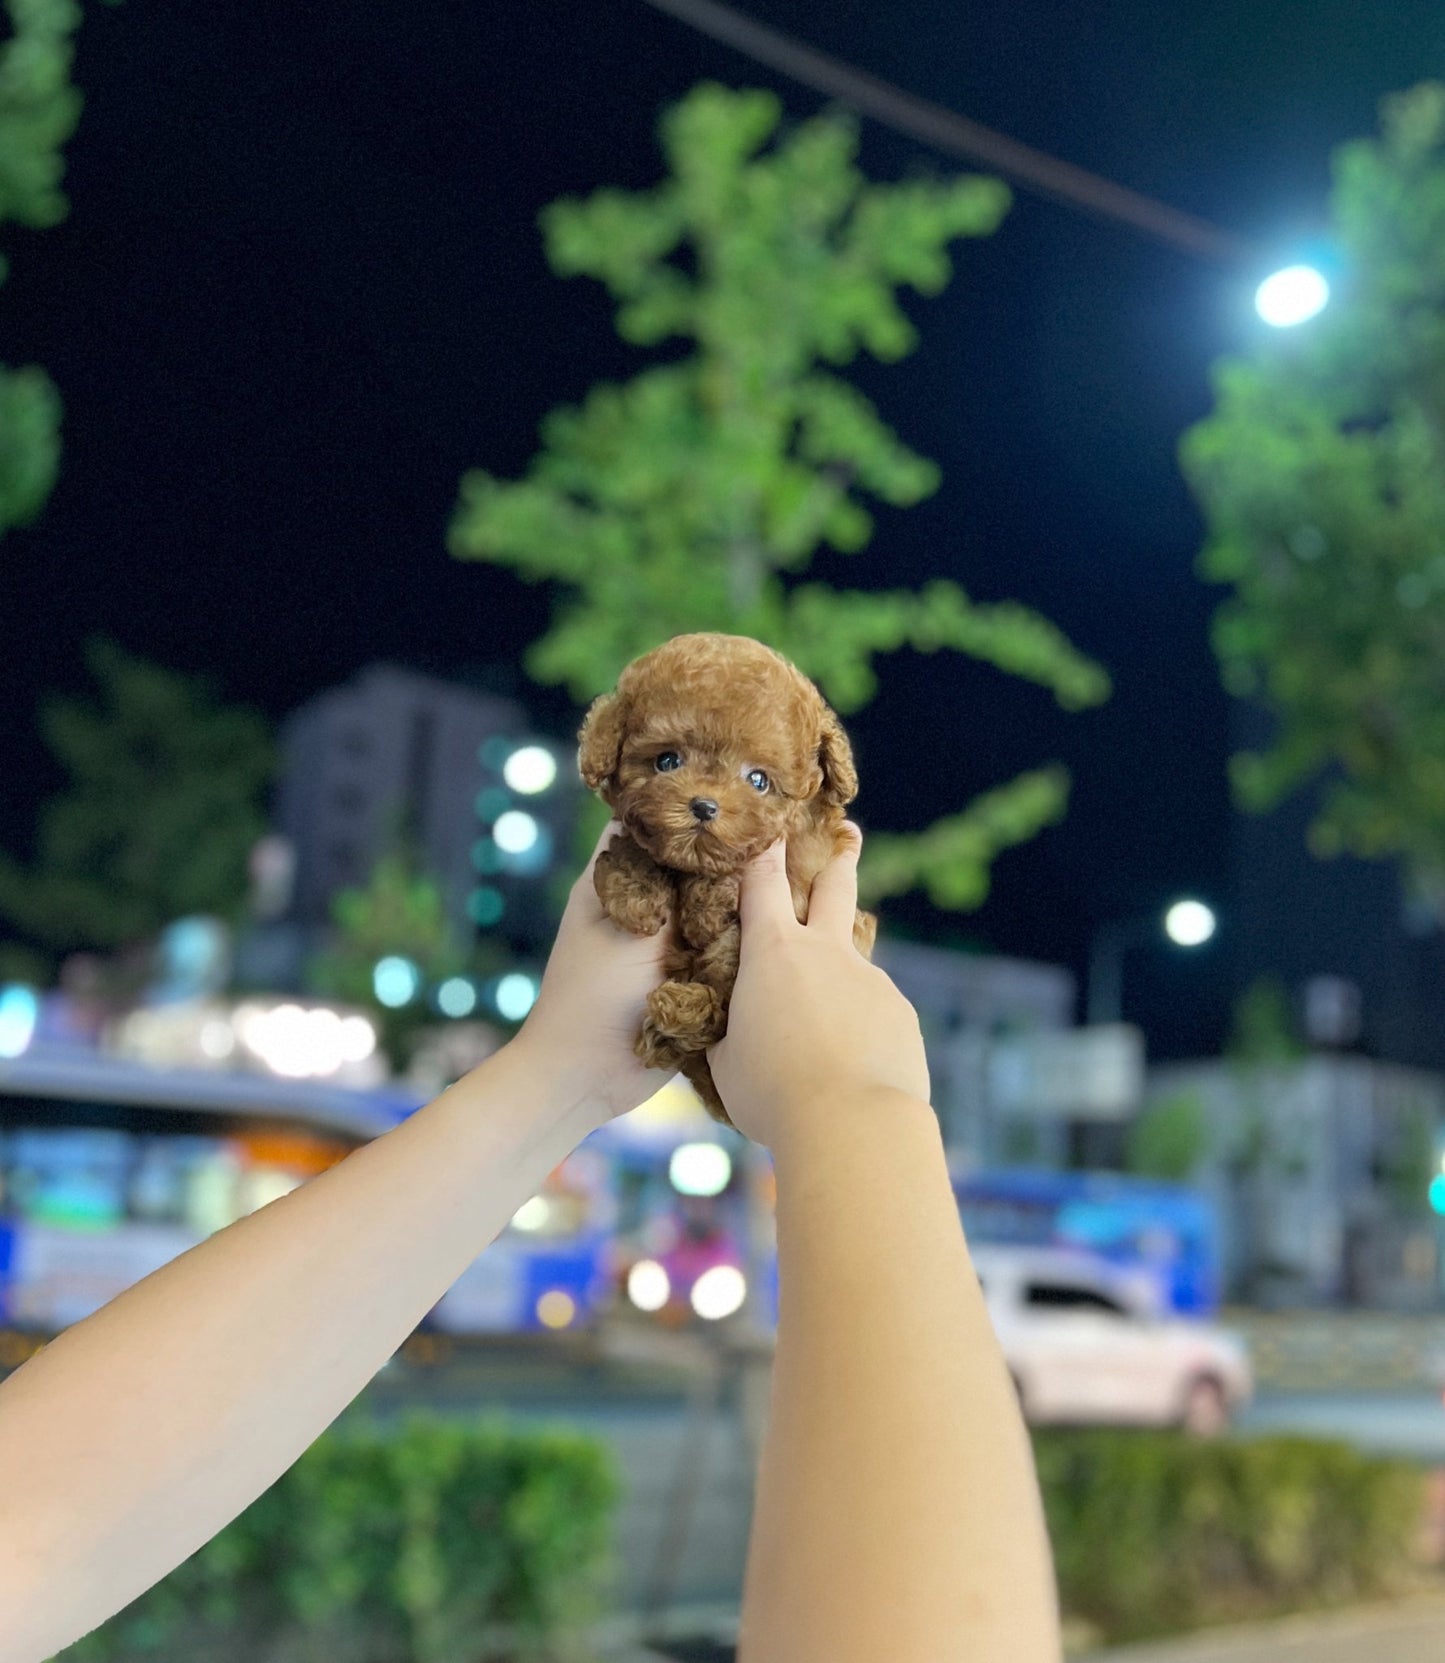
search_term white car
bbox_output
[972,1245,1253,1435]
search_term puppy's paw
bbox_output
[595,846,670,937]
[634,1024,689,1072]
[646,979,725,1047]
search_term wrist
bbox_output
[768,1083,939,1168]
[487,1031,610,1146]
[426,1037,607,1165]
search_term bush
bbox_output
[1036,1431,1427,1644]
[61,1414,620,1663]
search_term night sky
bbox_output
[7,0,1445,1057]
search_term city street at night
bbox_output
[7,0,1445,1657]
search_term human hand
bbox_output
[507,820,676,1127]
[709,826,930,1151]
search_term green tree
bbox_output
[1125,1089,1208,1182]
[0,0,85,537]
[1378,1099,1437,1216]
[307,852,513,1069]
[1182,81,1445,891]
[451,83,1110,911]
[1220,976,1308,1299]
[1226,974,1306,1068]
[0,640,275,962]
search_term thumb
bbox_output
[738,839,795,936]
[807,820,863,940]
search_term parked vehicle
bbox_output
[972,1244,1253,1434]
[956,1167,1223,1316]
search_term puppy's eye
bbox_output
[746,768,769,793]
[655,751,683,773]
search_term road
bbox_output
[1237,1391,1445,1461]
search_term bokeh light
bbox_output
[373,956,421,1008]
[1164,899,1216,947]
[627,1259,670,1312]
[495,972,538,1021]
[669,1142,732,1197]
[691,1264,747,1320]
[493,810,540,854]
[536,1289,577,1329]
[0,985,39,1059]
[468,887,505,927]
[503,745,558,794]
[436,977,478,1019]
[511,1195,551,1232]
[1255,264,1329,327]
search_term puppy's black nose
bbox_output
[690,797,719,823]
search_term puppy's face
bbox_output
[579,636,858,878]
[611,714,799,876]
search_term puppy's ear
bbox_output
[817,707,859,807]
[578,692,627,794]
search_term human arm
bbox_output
[711,831,1061,1663]
[0,822,671,1663]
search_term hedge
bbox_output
[50,1418,1434,1659]
[1037,1430,1430,1644]
[58,1414,620,1663]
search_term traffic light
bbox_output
[470,735,576,954]
[430,971,539,1025]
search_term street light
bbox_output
[1164,898,1216,948]
[1087,898,1217,1027]
[1255,264,1329,327]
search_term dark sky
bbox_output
[6,0,1445,1056]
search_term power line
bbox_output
[636,0,1252,265]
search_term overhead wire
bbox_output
[635,0,1252,266]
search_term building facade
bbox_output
[1145,1054,1445,1308]
[1226,699,1445,1072]
[874,939,1144,1165]
[272,665,575,956]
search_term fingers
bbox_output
[738,838,797,937]
[807,821,863,942]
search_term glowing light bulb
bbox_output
[1255,265,1329,327]
[1164,900,1216,948]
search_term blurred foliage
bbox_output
[1183,80,1445,887]
[452,82,1109,914]
[1380,1099,1438,1215]
[1226,974,1305,1068]
[307,851,500,1069]
[60,1414,619,1663]
[1218,977,1311,1296]
[1125,1088,1208,1182]
[311,854,466,1001]
[856,765,1071,909]
[1038,1430,1426,1645]
[0,0,84,538]
[0,640,275,966]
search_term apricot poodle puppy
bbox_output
[578,633,877,1125]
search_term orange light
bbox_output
[232,1130,352,1175]
[536,1290,577,1330]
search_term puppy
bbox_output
[578,633,877,1125]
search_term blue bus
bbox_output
[952,1167,1223,1316]
[0,1047,618,1346]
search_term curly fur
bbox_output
[579,633,877,1125]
